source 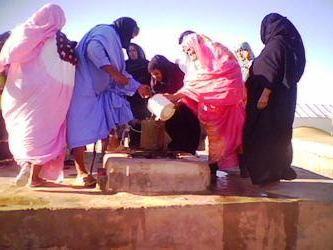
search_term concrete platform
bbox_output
[1,128,333,249]
[103,153,210,194]
[0,156,332,249]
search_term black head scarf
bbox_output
[126,42,146,60]
[148,55,184,94]
[112,17,139,49]
[252,13,306,89]
[259,13,305,84]
[0,31,10,53]
[125,43,150,84]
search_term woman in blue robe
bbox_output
[67,17,150,186]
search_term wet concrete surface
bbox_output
[210,167,333,200]
[0,152,332,213]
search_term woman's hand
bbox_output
[164,92,185,103]
[257,88,272,110]
[137,85,152,98]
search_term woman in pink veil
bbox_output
[166,33,245,174]
[0,4,77,187]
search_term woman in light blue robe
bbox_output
[67,17,150,186]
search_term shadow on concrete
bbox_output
[34,189,106,196]
[206,165,333,200]
[1,160,332,201]
[262,181,333,201]
[292,166,332,180]
[31,172,333,201]
[0,162,19,177]
[0,151,102,178]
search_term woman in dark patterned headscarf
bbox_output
[148,55,201,154]
[0,31,11,92]
[148,55,184,94]
[241,13,306,185]
[0,31,11,161]
[0,31,10,52]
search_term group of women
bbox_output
[0,3,305,187]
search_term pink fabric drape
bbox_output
[0,4,73,180]
[179,34,245,169]
[0,4,65,70]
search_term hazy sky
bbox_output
[0,0,332,104]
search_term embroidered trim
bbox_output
[56,31,78,65]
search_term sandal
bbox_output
[73,174,96,187]
[83,174,97,188]
[15,164,31,187]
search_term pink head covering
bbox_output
[181,33,240,76]
[0,4,66,68]
[179,33,244,105]
[181,33,215,71]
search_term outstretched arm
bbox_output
[87,40,129,85]
[101,65,129,85]
[163,92,186,103]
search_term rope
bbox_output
[129,125,142,133]
[89,142,97,175]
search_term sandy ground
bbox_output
[293,127,333,145]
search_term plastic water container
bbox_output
[147,94,176,121]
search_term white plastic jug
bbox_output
[147,94,176,121]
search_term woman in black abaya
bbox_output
[125,43,151,120]
[125,43,151,147]
[148,55,201,154]
[242,13,306,185]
